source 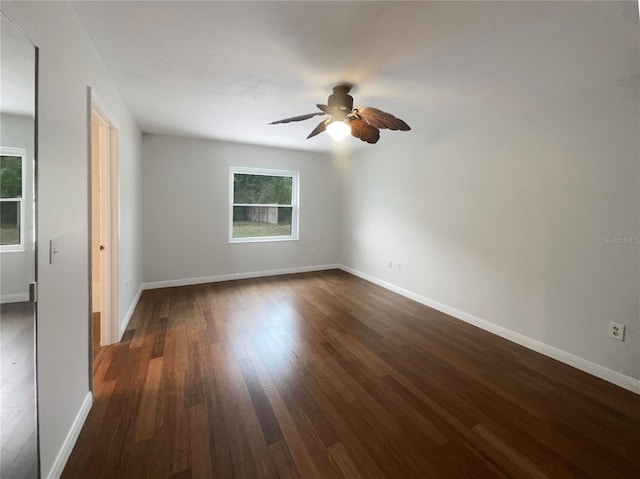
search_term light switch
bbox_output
[49,239,60,264]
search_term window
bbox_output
[1,148,26,252]
[229,167,299,242]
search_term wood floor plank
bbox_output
[228,369,278,479]
[239,359,284,446]
[135,357,163,442]
[300,374,388,479]
[208,343,252,478]
[201,370,233,477]
[265,386,322,479]
[269,440,301,479]
[327,442,363,479]
[188,403,214,479]
[290,407,345,479]
[62,270,640,479]
[472,424,551,479]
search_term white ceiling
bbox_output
[70,1,639,152]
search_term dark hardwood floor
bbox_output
[1,301,38,479]
[63,270,639,478]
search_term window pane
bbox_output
[233,174,292,205]
[233,206,292,238]
[0,156,23,198]
[0,201,21,245]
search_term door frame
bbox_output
[88,89,119,353]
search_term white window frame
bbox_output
[0,147,26,253]
[229,166,299,243]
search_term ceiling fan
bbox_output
[269,84,410,144]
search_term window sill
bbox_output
[0,247,26,253]
[229,236,299,244]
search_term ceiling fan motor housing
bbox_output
[269,83,409,144]
[328,85,353,112]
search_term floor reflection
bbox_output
[1,301,38,479]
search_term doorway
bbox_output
[90,98,118,368]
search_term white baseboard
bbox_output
[45,392,93,479]
[142,264,341,290]
[339,265,640,395]
[119,285,143,340]
[1,292,29,304]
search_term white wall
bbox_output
[143,134,340,285]
[340,76,639,381]
[0,114,35,302]
[0,1,143,477]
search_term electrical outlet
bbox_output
[608,322,625,341]
[387,260,393,268]
[396,262,402,272]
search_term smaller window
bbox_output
[1,148,26,252]
[229,167,299,243]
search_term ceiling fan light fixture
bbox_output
[269,84,410,144]
[326,120,351,142]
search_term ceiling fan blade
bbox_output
[354,106,410,131]
[316,104,349,121]
[269,112,325,124]
[306,119,328,139]
[350,118,380,144]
